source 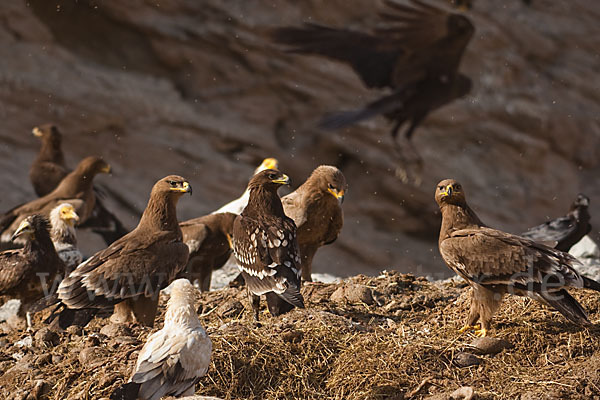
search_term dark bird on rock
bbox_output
[29,124,128,245]
[0,215,65,329]
[521,194,591,252]
[111,279,211,400]
[436,179,600,336]
[29,124,69,197]
[232,169,304,319]
[0,156,111,244]
[179,212,237,292]
[272,0,474,174]
[57,175,191,327]
[48,203,82,274]
[282,165,347,282]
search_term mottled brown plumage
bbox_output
[282,165,346,282]
[272,0,474,166]
[29,124,68,197]
[179,212,237,291]
[521,193,591,252]
[57,175,191,327]
[0,215,65,327]
[232,169,304,319]
[0,156,111,243]
[436,179,600,336]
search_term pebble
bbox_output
[468,337,513,355]
[452,352,481,368]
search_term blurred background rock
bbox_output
[0,0,598,280]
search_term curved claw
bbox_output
[474,328,487,337]
[458,324,481,333]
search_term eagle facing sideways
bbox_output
[48,203,82,274]
[521,193,591,252]
[28,124,128,245]
[272,0,474,171]
[110,279,212,400]
[232,169,304,320]
[57,175,192,327]
[0,156,111,244]
[0,215,65,328]
[435,179,600,336]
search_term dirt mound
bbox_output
[0,271,599,399]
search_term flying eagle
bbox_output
[48,203,82,274]
[435,179,600,336]
[0,215,65,328]
[57,175,191,327]
[232,169,304,319]
[272,0,474,170]
[111,279,212,400]
[179,212,237,291]
[521,193,591,252]
[29,124,128,245]
[0,156,111,244]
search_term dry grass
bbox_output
[0,271,599,399]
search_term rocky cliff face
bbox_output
[0,0,599,278]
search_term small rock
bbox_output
[468,337,513,355]
[51,354,63,364]
[79,346,103,366]
[452,352,482,368]
[450,386,475,400]
[330,284,374,305]
[100,324,132,337]
[15,336,33,348]
[216,300,245,319]
[66,325,83,336]
[35,353,52,367]
[29,379,47,400]
[281,330,303,343]
[34,328,60,347]
[0,299,21,323]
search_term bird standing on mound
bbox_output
[521,193,591,252]
[282,165,347,282]
[0,156,111,244]
[0,215,65,328]
[435,179,600,336]
[179,212,237,291]
[57,175,191,327]
[272,0,474,179]
[110,279,212,400]
[232,169,304,319]
[48,203,82,274]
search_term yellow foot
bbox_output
[474,328,487,337]
[458,324,480,333]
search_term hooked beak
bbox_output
[440,185,453,198]
[171,181,192,195]
[62,208,80,227]
[11,220,32,242]
[328,188,345,204]
[272,174,290,185]
[100,164,111,174]
[32,127,43,137]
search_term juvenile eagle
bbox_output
[436,179,600,336]
[232,169,304,319]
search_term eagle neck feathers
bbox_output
[439,203,484,242]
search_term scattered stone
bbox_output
[452,352,482,368]
[424,386,475,400]
[281,330,303,343]
[34,328,60,347]
[34,353,52,367]
[78,347,104,366]
[330,284,374,305]
[467,337,513,355]
[0,299,21,323]
[15,336,33,348]
[100,324,132,337]
[216,300,244,319]
[66,325,83,336]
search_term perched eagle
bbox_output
[0,215,65,328]
[272,0,474,168]
[212,157,279,215]
[29,124,128,245]
[179,212,237,291]
[111,279,212,400]
[435,179,600,336]
[282,165,347,282]
[0,156,111,244]
[521,194,591,252]
[48,203,82,274]
[57,175,191,327]
[232,169,304,319]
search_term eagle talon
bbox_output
[474,328,487,337]
[458,324,480,333]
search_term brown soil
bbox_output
[1,271,599,400]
